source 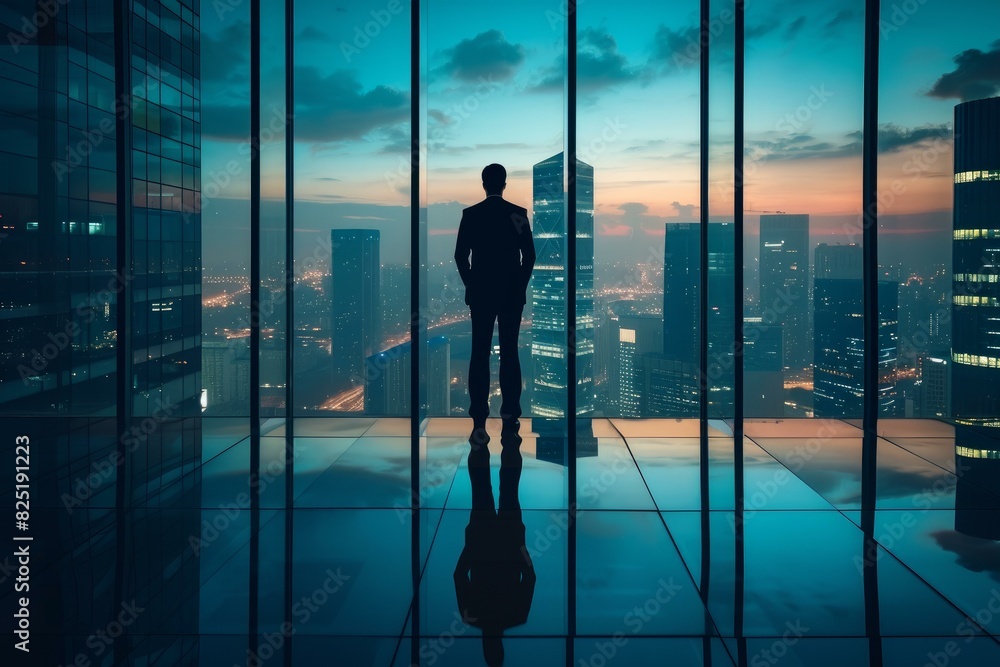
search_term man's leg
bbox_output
[468,305,497,426]
[497,303,525,421]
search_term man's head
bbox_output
[482,163,506,196]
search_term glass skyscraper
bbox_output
[952,96,1000,428]
[331,229,381,390]
[530,152,594,419]
[813,243,898,417]
[759,214,811,373]
[661,222,735,416]
[1,0,202,417]
[0,2,202,663]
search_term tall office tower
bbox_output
[952,96,1000,429]
[600,300,637,414]
[663,223,700,365]
[759,214,810,371]
[662,222,735,415]
[530,153,595,419]
[331,229,381,386]
[813,244,899,417]
[0,3,202,662]
[614,313,663,417]
[364,336,450,416]
[1,0,202,417]
[918,353,951,419]
[744,316,784,417]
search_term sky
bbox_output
[198,0,1000,270]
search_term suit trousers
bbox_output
[468,302,524,423]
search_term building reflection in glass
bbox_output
[953,426,1000,541]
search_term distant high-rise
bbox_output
[530,153,595,419]
[331,229,381,385]
[641,356,699,416]
[614,314,663,417]
[952,96,1000,428]
[813,244,898,417]
[662,222,735,416]
[364,336,450,416]
[663,224,700,365]
[918,353,951,419]
[759,214,810,371]
[744,317,784,417]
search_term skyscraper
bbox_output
[952,96,1000,428]
[1,0,203,418]
[661,222,735,416]
[0,3,203,663]
[331,229,381,385]
[759,214,810,371]
[663,223,700,365]
[813,244,898,417]
[614,313,663,417]
[530,153,594,419]
[744,316,784,417]
[918,353,951,419]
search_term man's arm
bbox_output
[454,210,473,289]
[514,208,535,293]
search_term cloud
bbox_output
[374,125,411,154]
[746,131,862,162]
[201,23,250,87]
[439,30,524,82]
[824,8,860,35]
[784,16,807,39]
[203,67,409,145]
[746,124,949,162]
[294,67,409,141]
[531,28,644,92]
[878,123,951,152]
[671,201,696,218]
[596,201,669,238]
[625,139,668,153]
[298,26,332,42]
[652,24,702,71]
[599,223,633,236]
[428,109,452,126]
[618,202,649,215]
[928,39,1000,102]
[577,28,644,90]
[931,530,1000,582]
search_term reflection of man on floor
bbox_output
[454,432,535,667]
[454,163,535,444]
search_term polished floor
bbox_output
[4,417,1000,666]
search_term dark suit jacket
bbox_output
[454,196,536,307]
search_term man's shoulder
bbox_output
[464,198,528,216]
[508,201,528,216]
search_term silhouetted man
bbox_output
[454,431,535,666]
[454,163,535,441]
